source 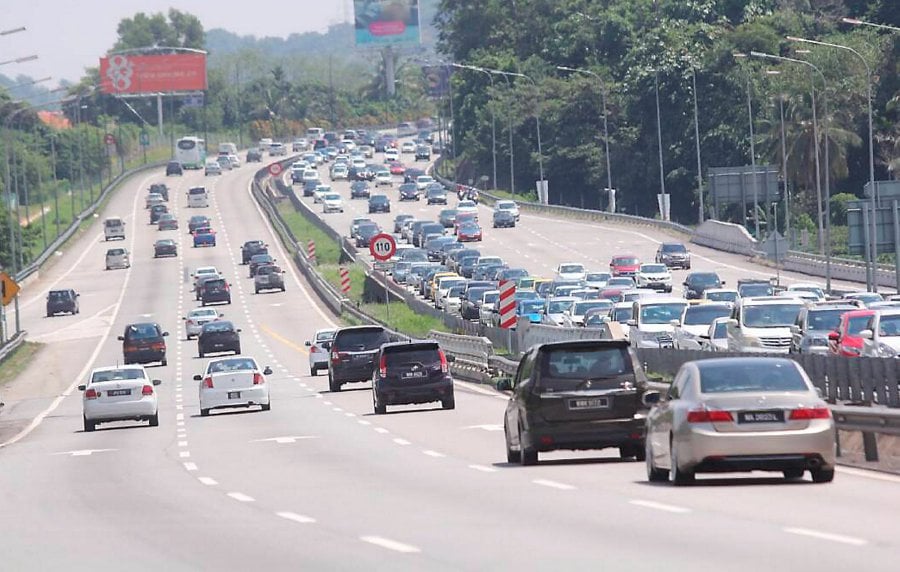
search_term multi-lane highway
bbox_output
[0,148,897,570]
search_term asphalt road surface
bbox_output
[1,152,897,570]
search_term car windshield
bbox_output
[640,303,687,324]
[156,240,175,246]
[683,305,732,326]
[498,201,515,210]
[690,274,720,286]
[108,249,125,256]
[807,309,849,331]
[208,358,257,373]
[559,265,583,274]
[706,291,738,303]
[316,330,336,342]
[189,309,218,318]
[879,315,900,337]
[203,321,235,333]
[607,278,634,287]
[573,301,612,315]
[743,304,804,328]
[641,264,667,273]
[794,286,824,298]
[483,292,500,304]
[586,273,610,282]
[662,244,686,253]
[538,346,633,388]
[698,361,808,393]
[519,300,544,313]
[126,324,159,339]
[91,369,145,382]
[740,284,773,297]
[612,307,632,322]
[335,329,390,351]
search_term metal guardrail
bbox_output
[0,330,26,364]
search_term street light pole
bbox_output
[557,65,614,212]
[690,66,705,223]
[788,35,877,291]
[734,54,760,239]
[453,64,497,191]
[654,71,668,220]
[487,69,516,195]
[507,71,545,194]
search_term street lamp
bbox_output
[765,70,792,242]
[4,76,52,92]
[787,35,877,291]
[687,63,705,223]
[653,70,668,220]
[751,51,832,292]
[557,65,614,212]
[733,53,761,239]
[0,54,37,67]
[841,17,900,33]
[503,71,546,192]
[452,63,497,191]
[0,27,26,36]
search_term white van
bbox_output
[187,186,209,208]
[218,142,237,156]
[306,127,325,141]
[103,217,126,241]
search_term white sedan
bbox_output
[495,200,520,220]
[184,307,222,339]
[80,365,161,431]
[401,141,416,153]
[305,328,336,376]
[375,170,393,186]
[196,357,272,416]
[322,193,344,213]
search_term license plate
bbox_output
[402,371,427,379]
[227,391,241,399]
[107,389,131,397]
[569,397,609,410]
[738,410,785,424]
[352,354,371,362]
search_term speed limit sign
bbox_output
[268,163,283,176]
[369,233,396,262]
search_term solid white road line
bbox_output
[468,464,497,473]
[276,511,316,524]
[198,477,218,486]
[783,527,867,546]
[422,450,446,458]
[227,492,255,503]
[629,499,691,514]
[360,536,421,554]
[532,479,576,491]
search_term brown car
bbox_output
[498,339,648,466]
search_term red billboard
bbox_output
[99,53,207,95]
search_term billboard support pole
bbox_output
[863,205,872,290]
[156,94,164,138]
[894,200,900,294]
[384,46,395,97]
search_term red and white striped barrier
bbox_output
[340,266,351,294]
[499,279,517,329]
[307,240,316,263]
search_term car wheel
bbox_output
[83,416,96,432]
[811,467,835,483]
[199,350,204,358]
[234,345,241,355]
[149,413,159,427]
[519,427,538,466]
[328,374,341,392]
[373,391,386,415]
[505,423,521,464]
[161,359,168,367]
[310,366,317,377]
[261,402,271,412]
[200,409,210,417]
[281,286,286,292]
[670,439,695,486]
[783,469,804,480]
[646,440,669,482]
[441,393,455,410]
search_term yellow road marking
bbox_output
[261,324,309,354]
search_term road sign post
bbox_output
[370,233,397,321]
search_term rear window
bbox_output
[806,309,848,331]
[126,324,160,339]
[335,328,389,351]
[209,358,257,373]
[203,321,234,333]
[91,369,146,382]
[698,361,808,393]
[48,291,72,300]
[384,345,440,367]
[189,188,207,195]
[683,305,732,326]
[538,346,633,388]
[107,249,125,256]
[661,243,686,253]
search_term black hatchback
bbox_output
[328,326,391,392]
[165,161,183,176]
[372,341,455,414]
[498,340,648,466]
[198,320,241,357]
[119,322,169,366]
[241,240,268,264]
[368,194,391,213]
[46,289,79,316]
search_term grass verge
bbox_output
[0,342,43,387]
[276,201,342,265]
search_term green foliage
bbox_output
[114,9,204,51]
[829,192,858,225]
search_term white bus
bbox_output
[175,137,206,169]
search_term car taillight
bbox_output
[687,408,733,423]
[789,407,831,420]
[142,385,154,396]
[85,388,98,400]
[186,320,194,326]
[439,350,449,374]
[203,377,214,389]
[331,351,347,364]
[310,346,318,353]
[379,355,387,377]
[253,373,264,385]
[151,342,165,351]
[124,345,138,353]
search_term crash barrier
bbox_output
[690,219,758,256]
[428,330,495,385]
[782,250,898,290]
[0,330,27,365]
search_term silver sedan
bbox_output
[644,357,835,485]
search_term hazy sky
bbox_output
[2,0,352,86]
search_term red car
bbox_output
[609,254,640,277]
[454,212,478,235]
[599,288,625,303]
[389,162,406,175]
[457,222,483,242]
[828,309,875,357]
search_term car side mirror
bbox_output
[117,336,125,341]
[263,367,273,375]
[152,379,162,386]
[219,313,224,317]
[496,378,513,391]
[683,282,689,286]
[859,329,874,340]
[642,391,661,406]
[305,341,312,347]
[720,281,726,285]
[626,319,637,327]
[446,354,456,363]
[162,332,169,337]
[727,319,738,326]
[236,329,242,333]
[828,331,840,341]
[790,325,800,334]
[669,319,680,327]
[78,384,86,391]
[193,374,203,381]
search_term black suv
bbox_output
[328,326,391,392]
[351,181,371,199]
[246,148,263,162]
[368,194,390,213]
[498,340,648,466]
[119,322,169,366]
[372,341,455,414]
[165,161,183,176]
[198,320,241,357]
[200,278,232,306]
[682,272,723,299]
[46,289,79,316]
[241,240,268,264]
[655,242,691,269]
[414,145,431,161]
